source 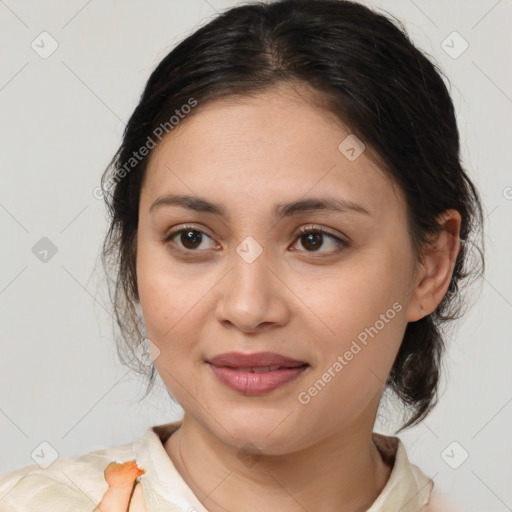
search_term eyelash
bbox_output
[163,224,349,257]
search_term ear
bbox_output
[406,209,462,322]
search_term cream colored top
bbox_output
[0,421,460,511]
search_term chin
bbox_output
[205,409,308,455]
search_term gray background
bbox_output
[1,0,511,510]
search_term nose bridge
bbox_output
[234,237,272,294]
[232,235,276,304]
[217,236,288,331]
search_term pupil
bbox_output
[182,230,202,249]
[303,232,322,251]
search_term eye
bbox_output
[164,224,218,252]
[291,225,348,255]
[164,224,348,256]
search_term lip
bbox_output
[207,351,307,368]
[207,351,309,395]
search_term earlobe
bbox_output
[405,210,462,322]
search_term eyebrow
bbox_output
[149,193,371,218]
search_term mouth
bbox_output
[219,365,307,373]
[206,352,310,395]
[207,351,308,368]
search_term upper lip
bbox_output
[207,351,308,368]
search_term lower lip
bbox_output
[208,364,309,395]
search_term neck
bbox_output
[164,411,392,512]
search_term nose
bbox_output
[215,248,290,334]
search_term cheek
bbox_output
[136,240,183,347]
[310,247,408,334]
[303,248,410,399]
[136,239,196,334]
[135,241,215,393]
[299,305,406,433]
[136,248,202,399]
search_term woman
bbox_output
[0,0,484,510]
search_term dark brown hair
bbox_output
[100,0,485,430]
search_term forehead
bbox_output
[141,85,404,221]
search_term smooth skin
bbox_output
[135,82,461,512]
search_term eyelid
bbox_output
[164,223,213,241]
[294,224,348,243]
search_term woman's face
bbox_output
[136,83,422,454]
